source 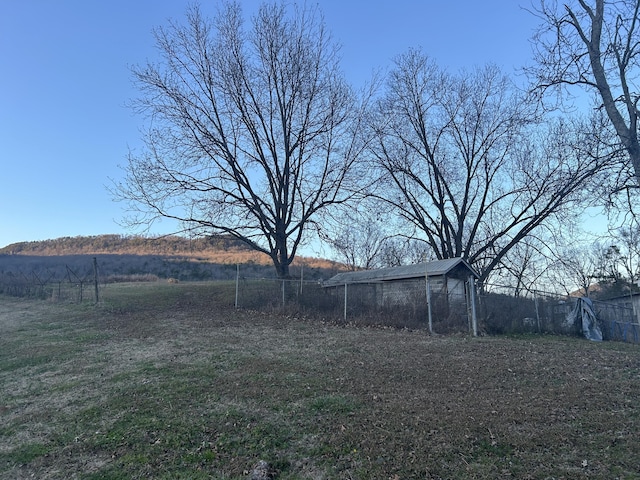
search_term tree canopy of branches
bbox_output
[551,238,640,298]
[324,205,388,271]
[530,0,640,188]
[492,236,552,297]
[370,50,612,284]
[115,2,368,278]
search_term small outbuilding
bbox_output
[323,257,480,334]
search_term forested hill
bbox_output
[0,235,341,276]
[0,234,251,257]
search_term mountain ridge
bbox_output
[0,234,341,272]
[0,234,248,256]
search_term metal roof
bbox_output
[323,257,478,287]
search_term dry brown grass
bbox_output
[1,283,639,479]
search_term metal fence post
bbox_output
[93,257,99,303]
[426,271,433,334]
[534,291,541,333]
[344,283,348,322]
[235,264,239,308]
[469,275,478,336]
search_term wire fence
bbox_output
[479,283,638,343]
[235,274,476,334]
[0,258,101,303]
[235,276,639,341]
[593,299,637,343]
[2,259,639,342]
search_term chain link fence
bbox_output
[3,257,638,342]
[234,274,639,341]
[235,273,476,333]
[479,283,638,343]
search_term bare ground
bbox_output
[1,283,639,479]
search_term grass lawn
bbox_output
[1,282,639,479]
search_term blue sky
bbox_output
[0,1,539,249]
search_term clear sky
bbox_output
[0,1,539,249]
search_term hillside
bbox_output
[0,234,343,282]
[1,234,252,257]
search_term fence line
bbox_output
[3,259,639,342]
[478,283,639,343]
[0,258,102,303]
[233,265,477,334]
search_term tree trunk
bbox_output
[566,0,640,185]
[274,259,291,279]
[585,4,640,184]
[273,230,291,279]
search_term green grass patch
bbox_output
[308,394,359,415]
[2,442,52,465]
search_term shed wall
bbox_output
[377,276,466,306]
[380,278,426,306]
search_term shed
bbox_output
[323,257,478,299]
[323,258,480,334]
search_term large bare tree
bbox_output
[530,0,640,186]
[115,2,368,278]
[370,50,612,284]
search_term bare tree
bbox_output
[549,238,639,297]
[114,2,369,278]
[594,243,626,282]
[370,50,612,284]
[614,223,640,282]
[377,237,431,268]
[325,198,430,271]
[325,213,387,271]
[530,0,640,186]
[493,235,554,297]
[553,244,601,296]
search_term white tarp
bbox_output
[567,297,603,342]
